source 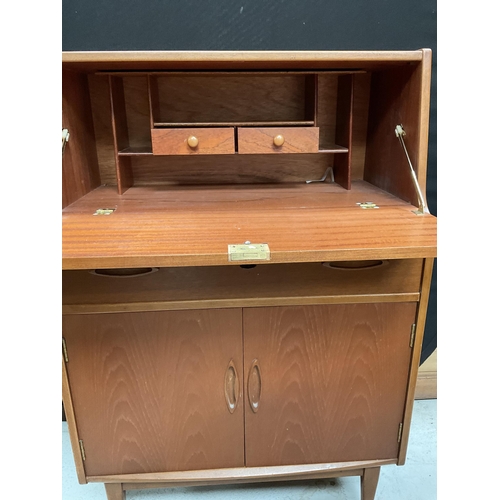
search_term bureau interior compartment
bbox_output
[63,57,432,270]
[63,60,426,208]
[102,71,358,194]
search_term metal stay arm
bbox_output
[395,124,429,215]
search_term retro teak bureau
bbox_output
[62,50,437,500]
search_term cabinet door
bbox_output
[63,309,244,476]
[243,303,417,467]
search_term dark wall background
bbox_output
[62,0,437,364]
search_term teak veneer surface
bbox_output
[89,459,396,484]
[63,309,244,476]
[62,259,423,314]
[62,181,437,270]
[62,50,424,71]
[243,303,417,467]
[151,128,235,155]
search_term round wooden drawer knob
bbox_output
[187,136,199,148]
[273,134,285,147]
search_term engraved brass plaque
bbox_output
[228,243,270,262]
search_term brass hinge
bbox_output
[62,128,70,156]
[356,201,379,209]
[62,338,69,363]
[398,423,403,443]
[409,324,416,348]
[79,439,86,461]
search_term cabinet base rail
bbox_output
[92,460,391,500]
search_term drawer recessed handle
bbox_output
[322,260,386,270]
[248,359,262,413]
[187,136,199,148]
[91,267,159,278]
[273,134,285,147]
[224,360,240,414]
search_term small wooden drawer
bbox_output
[238,127,319,154]
[151,128,235,155]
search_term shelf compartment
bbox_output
[118,147,153,156]
[148,74,316,127]
[129,154,333,185]
[118,142,347,158]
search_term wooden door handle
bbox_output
[248,359,262,413]
[224,360,240,414]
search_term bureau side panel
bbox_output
[62,70,101,208]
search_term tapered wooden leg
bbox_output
[360,467,380,500]
[105,483,125,500]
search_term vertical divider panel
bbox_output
[304,74,319,125]
[333,75,354,190]
[109,76,133,194]
[147,75,160,129]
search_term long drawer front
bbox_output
[62,259,424,314]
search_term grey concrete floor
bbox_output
[62,399,436,500]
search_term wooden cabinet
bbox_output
[62,50,436,500]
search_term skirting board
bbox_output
[414,349,437,399]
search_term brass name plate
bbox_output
[228,243,270,262]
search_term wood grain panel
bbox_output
[123,77,151,150]
[62,355,87,483]
[304,74,318,124]
[62,259,423,314]
[364,58,430,205]
[243,303,417,466]
[398,257,434,463]
[62,70,101,208]
[238,127,319,154]
[334,75,354,189]
[62,50,423,72]
[155,75,306,124]
[88,74,116,185]
[90,459,395,484]
[63,309,244,476]
[317,74,337,150]
[109,77,133,193]
[62,182,437,270]
[151,128,234,155]
[130,154,331,185]
[89,459,395,486]
[351,73,371,180]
